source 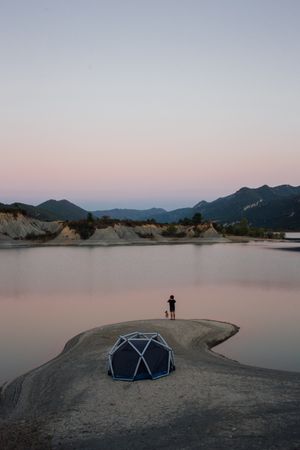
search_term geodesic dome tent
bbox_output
[108,332,175,381]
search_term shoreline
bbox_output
[0,235,288,249]
[0,236,230,249]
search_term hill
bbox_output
[244,194,300,230]
[92,185,300,228]
[0,211,62,240]
[38,199,89,221]
[195,184,300,229]
[2,184,300,229]
[0,202,57,221]
[93,207,166,221]
[0,200,89,222]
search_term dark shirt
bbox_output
[168,299,176,310]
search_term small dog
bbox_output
[165,310,169,319]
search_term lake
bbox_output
[0,241,300,385]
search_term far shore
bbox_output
[0,236,229,249]
[0,211,292,250]
[0,235,289,249]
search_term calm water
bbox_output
[0,241,300,384]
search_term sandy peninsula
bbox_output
[1,319,300,449]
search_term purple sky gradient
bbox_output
[1,1,299,209]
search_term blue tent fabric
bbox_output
[108,332,175,381]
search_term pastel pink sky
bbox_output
[1,1,299,209]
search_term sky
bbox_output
[1,0,299,210]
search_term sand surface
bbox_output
[1,319,300,449]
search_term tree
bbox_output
[192,213,202,225]
[178,217,192,226]
[87,212,94,223]
[162,224,178,237]
[239,218,249,236]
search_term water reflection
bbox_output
[0,242,300,384]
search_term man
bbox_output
[167,295,176,320]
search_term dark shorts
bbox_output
[169,306,175,312]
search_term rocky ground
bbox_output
[0,212,62,244]
[1,319,300,449]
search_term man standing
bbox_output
[167,295,176,320]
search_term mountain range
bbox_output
[1,184,300,230]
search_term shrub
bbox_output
[68,220,96,239]
[193,227,202,237]
[162,225,186,238]
[178,217,193,226]
[222,220,285,239]
[135,232,154,239]
[25,231,59,242]
[192,213,202,225]
[162,224,177,237]
[0,207,27,217]
[86,212,94,223]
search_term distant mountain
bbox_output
[93,206,206,223]
[38,199,88,221]
[2,184,300,229]
[195,184,300,229]
[93,208,166,221]
[0,202,57,221]
[93,185,300,227]
[241,194,300,230]
[153,207,201,223]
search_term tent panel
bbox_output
[110,338,127,354]
[141,356,152,376]
[112,343,140,379]
[134,358,151,380]
[144,342,169,375]
[130,339,149,353]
